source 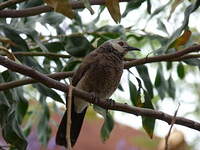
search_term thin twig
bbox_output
[0,55,200,132]
[13,52,71,58]
[165,103,180,150]
[66,85,73,150]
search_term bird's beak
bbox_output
[125,46,140,51]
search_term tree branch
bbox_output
[0,71,73,91]
[124,44,200,68]
[0,0,129,18]
[0,55,200,132]
[1,45,200,90]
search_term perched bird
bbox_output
[56,39,140,147]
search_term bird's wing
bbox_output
[72,51,99,86]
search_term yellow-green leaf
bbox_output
[170,29,191,49]
[105,0,121,23]
[44,0,74,19]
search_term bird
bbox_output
[56,39,140,148]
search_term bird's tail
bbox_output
[56,102,87,147]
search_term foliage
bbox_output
[0,0,200,149]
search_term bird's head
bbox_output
[101,39,140,56]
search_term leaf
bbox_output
[93,105,114,142]
[128,80,142,107]
[142,91,155,138]
[32,41,65,52]
[16,88,28,124]
[157,20,169,34]
[105,0,121,23]
[168,75,176,99]
[148,1,170,20]
[184,58,200,66]
[37,97,51,145]
[164,0,200,51]
[169,29,191,49]
[82,0,94,14]
[122,0,146,17]
[0,25,29,52]
[2,110,27,150]
[136,65,154,98]
[154,66,167,99]
[147,0,151,14]
[168,0,184,20]
[65,35,94,57]
[166,62,172,70]
[33,84,64,103]
[62,59,81,72]
[177,63,185,79]
[118,83,124,91]
[44,0,74,19]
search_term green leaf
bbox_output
[154,66,167,99]
[65,35,94,57]
[148,1,170,19]
[82,0,94,15]
[118,83,124,91]
[100,112,114,142]
[37,97,51,145]
[93,105,114,142]
[166,62,172,70]
[16,88,28,124]
[122,0,146,17]
[177,63,185,79]
[34,84,64,103]
[128,80,142,106]
[147,0,151,14]
[32,41,65,52]
[38,12,65,27]
[62,59,81,72]
[184,58,200,66]
[136,65,154,98]
[142,91,155,138]
[0,25,29,52]
[2,111,27,150]
[168,75,176,99]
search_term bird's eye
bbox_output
[118,41,124,46]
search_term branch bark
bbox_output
[0,55,200,132]
[124,44,200,68]
[0,0,129,18]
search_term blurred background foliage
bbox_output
[0,0,200,149]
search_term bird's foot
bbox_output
[90,92,100,104]
[105,98,115,110]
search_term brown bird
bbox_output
[56,39,140,147]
